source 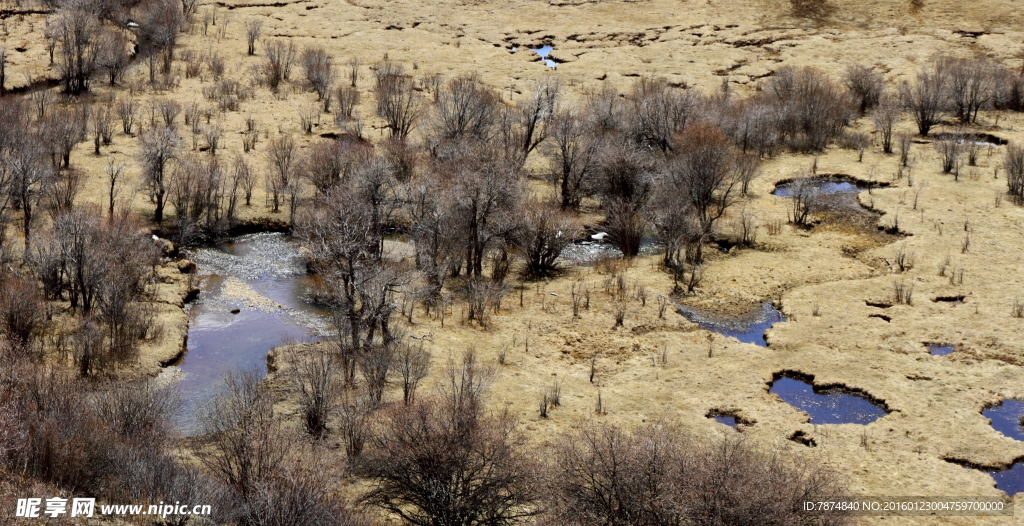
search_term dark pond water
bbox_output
[168,233,329,434]
[984,400,1024,441]
[769,374,889,424]
[988,464,1024,496]
[930,132,1008,146]
[531,45,558,68]
[928,345,954,356]
[712,416,738,428]
[773,178,863,197]
[675,302,785,347]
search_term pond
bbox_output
[984,400,1024,442]
[558,236,661,266]
[531,45,559,68]
[769,373,889,424]
[988,464,1024,496]
[168,233,330,434]
[928,345,954,356]
[675,302,785,347]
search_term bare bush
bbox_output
[871,94,900,154]
[302,46,335,101]
[196,368,292,497]
[359,397,537,526]
[139,125,180,222]
[244,19,262,55]
[764,66,852,152]
[374,60,422,139]
[935,137,962,174]
[285,346,338,439]
[844,64,884,114]
[396,343,430,405]
[0,277,46,352]
[335,85,360,121]
[517,204,581,277]
[262,40,297,92]
[546,109,601,210]
[901,63,948,135]
[1007,144,1024,204]
[943,56,995,124]
[545,423,851,526]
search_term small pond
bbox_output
[168,233,330,434]
[531,45,559,68]
[710,415,738,428]
[984,400,1024,442]
[675,302,785,347]
[769,373,889,424]
[988,464,1024,496]
[928,345,954,356]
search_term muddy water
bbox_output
[675,302,785,347]
[769,374,888,425]
[168,233,330,434]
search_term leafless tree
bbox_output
[95,28,130,86]
[262,40,297,92]
[429,73,500,142]
[196,368,292,498]
[335,85,360,121]
[0,48,7,95]
[934,137,962,174]
[871,93,900,154]
[943,56,995,124]
[284,346,339,439]
[302,46,335,101]
[267,133,297,187]
[626,77,697,151]
[116,97,136,135]
[897,131,913,167]
[396,343,430,405]
[244,19,263,55]
[765,66,852,152]
[545,423,851,526]
[359,392,536,526]
[599,144,653,257]
[844,64,884,114]
[374,60,422,139]
[0,276,46,352]
[1006,144,1024,204]
[516,203,580,277]
[49,8,100,93]
[105,159,125,216]
[546,109,601,210]
[139,125,180,222]
[901,63,949,135]
[234,156,256,206]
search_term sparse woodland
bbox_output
[3,0,1024,521]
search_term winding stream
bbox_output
[167,233,329,434]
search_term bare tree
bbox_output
[105,159,125,216]
[284,346,338,439]
[943,56,995,124]
[516,203,581,277]
[935,136,962,174]
[871,93,900,154]
[546,109,600,210]
[901,63,949,135]
[765,66,852,152]
[335,85,360,121]
[429,73,500,142]
[95,29,130,86]
[302,46,335,101]
[844,64,884,114]
[262,40,297,92]
[49,9,100,93]
[396,343,430,405]
[359,397,537,526]
[244,19,263,55]
[626,77,697,152]
[374,61,422,139]
[0,48,6,95]
[1006,144,1024,204]
[196,368,292,498]
[139,125,180,222]
[116,97,136,135]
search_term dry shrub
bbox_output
[544,423,851,526]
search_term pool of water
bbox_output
[928,345,954,356]
[989,464,1024,496]
[558,237,661,265]
[170,233,330,434]
[675,302,785,347]
[712,416,738,428]
[531,45,558,68]
[769,374,889,424]
[772,177,868,197]
[984,400,1024,441]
